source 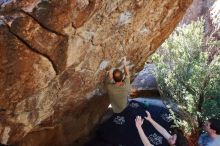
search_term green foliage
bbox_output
[202,97,220,120]
[151,19,220,133]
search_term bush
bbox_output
[151,19,220,134]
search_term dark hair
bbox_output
[172,128,189,146]
[113,69,123,82]
[209,118,220,134]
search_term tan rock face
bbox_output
[10,15,68,73]
[0,0,192,145]
[0,25,56,110]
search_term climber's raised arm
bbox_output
[108,69,113,81]
[122,57,130,78]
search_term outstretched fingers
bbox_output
[135,116,144,127]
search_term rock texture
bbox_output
[211,0,220,31]
[0,0,193,145]
[131,64,160,98]
[181,0,220,35]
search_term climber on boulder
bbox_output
[105,57,131,113]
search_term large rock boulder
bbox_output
[0,0,192,145]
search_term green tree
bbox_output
[151,19,220,134]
